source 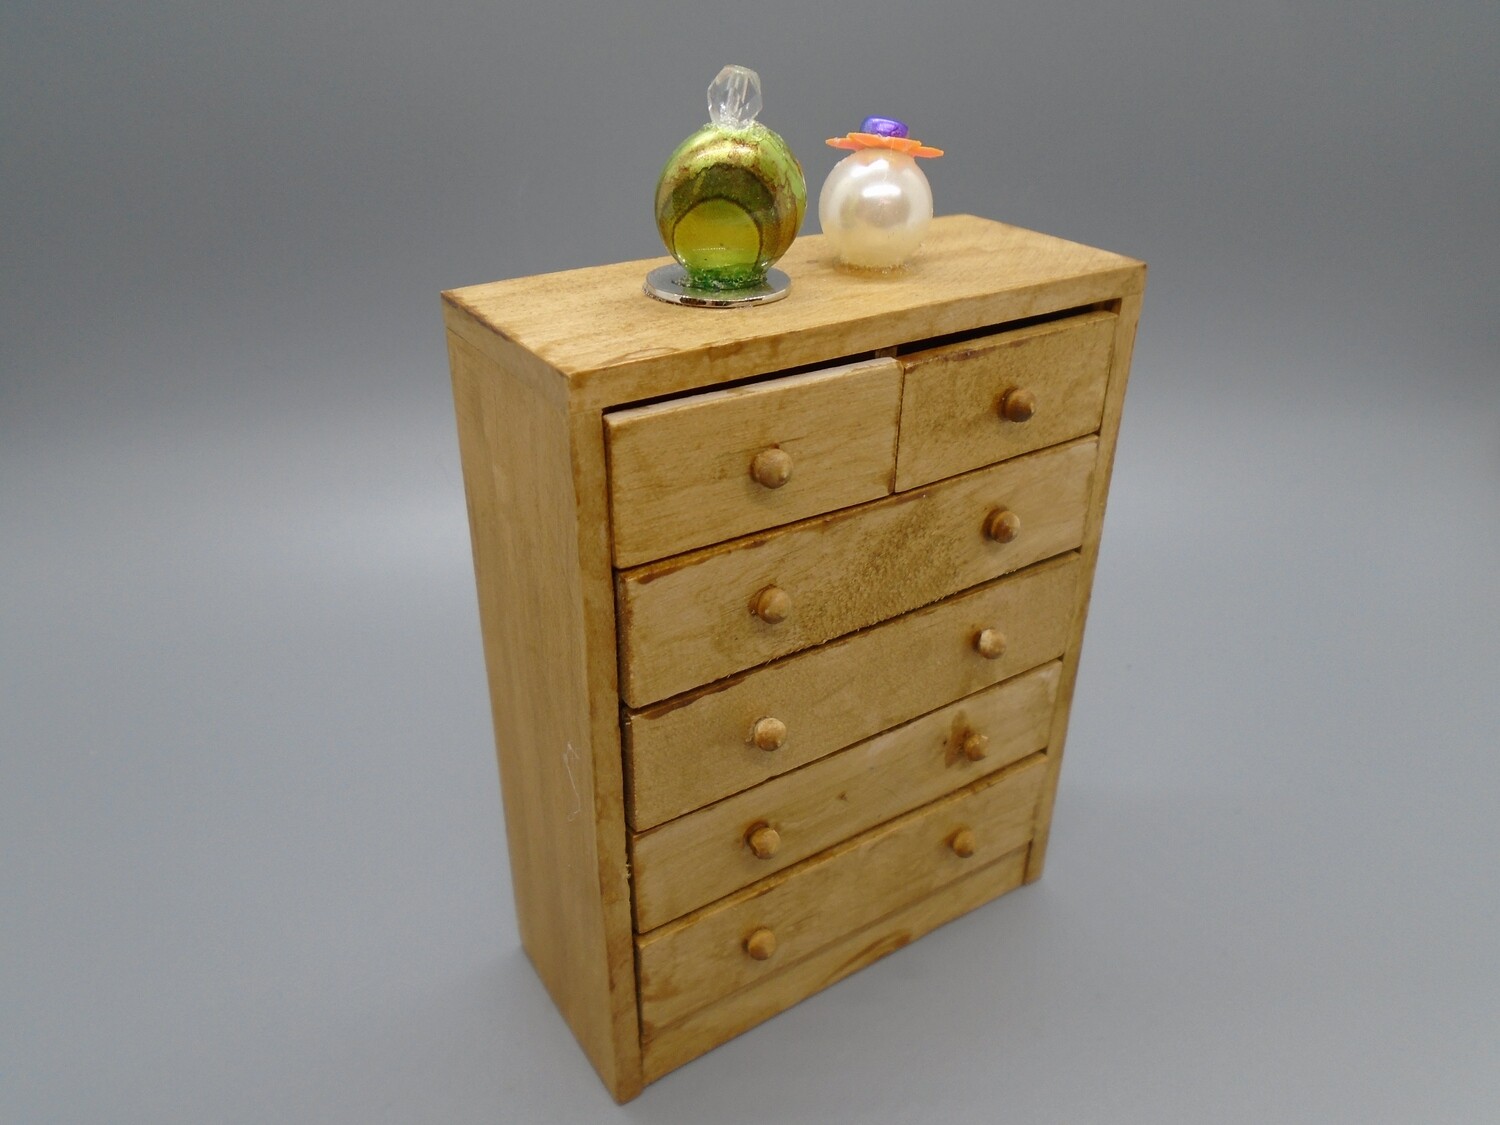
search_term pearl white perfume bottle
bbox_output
[819,116,943,272]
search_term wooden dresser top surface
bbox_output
[443,214,1144,410]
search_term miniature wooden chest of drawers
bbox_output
[442,215,1145,1102]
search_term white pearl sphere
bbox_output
[818,149,933,270]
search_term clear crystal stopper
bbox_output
[708,65,762,129]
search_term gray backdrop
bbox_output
[4,2,1497,1122]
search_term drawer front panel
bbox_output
[625,553,1080,829]
[605,357,902,568]
[641,844,1030,1082]
[618,437,1096,707]
[635,755,1046,1034]
[896,310,1115,490]
[632,662,1059,930]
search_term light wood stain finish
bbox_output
[444,216,1144,414]
[623,555,1082,831]
[984,508,1022,543]
[749,716,787,752]
[750,447,794,489]
[745,823,782,860]
[1025,291,1145,884]
[443,215,1143,1101]
[640,844,1031,1082]
[896,310,1116,490]
[635,756,1046,1036]
[744,927,778,961]
[975,628,1009,660]
[605,357,901,567]
[447,333,642,1100]
[617,438,1096,707]
[962,731,990,761]
[999,386,1038,424]
[630,662,1059,930]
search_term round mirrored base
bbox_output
[643,265,791,308]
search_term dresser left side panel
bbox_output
[447,330,643,1102]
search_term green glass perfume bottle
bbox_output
[647,65,806,307]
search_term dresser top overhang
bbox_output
[442,215,1145,412]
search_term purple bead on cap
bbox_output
[859,116,909,139]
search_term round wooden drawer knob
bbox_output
[752,585,792,624]
[999,387,1037,423]
[984,508,1022,543]
[746,823,781,859]
[950,828,977,858]
[745,927,778,960]
[750,717,788,752]
[974,628,1007,660]
[750,447,794,489]
[961,731,989,761]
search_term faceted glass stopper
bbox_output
[708,64,762,129]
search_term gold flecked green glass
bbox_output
[655,121,806,291]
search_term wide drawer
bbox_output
[895,310,1115,490]
[617,437,1096,707]
[604,357,902,567]
[641,844,1030,1082]
[632,661,1059,930]
[635,754,1046,1037]
[624,552,1081,829]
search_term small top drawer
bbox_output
[896,310,1116,490]
[605,357,902,567]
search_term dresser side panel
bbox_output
[1025,284,1145,882]
[448,331,642,1099]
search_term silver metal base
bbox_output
[643,265,791,308]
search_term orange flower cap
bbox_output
[826,117,942,158]
[827,133,944,158]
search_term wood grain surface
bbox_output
[443,219,1145,1099]
[448,332,642,1100]
[605,357,901,567]
[623,553,1082,830]
[639,843,1030,1081]
[896,310,1116,489]
[617,438,1096,706]
[443,216,1144,413]
[636,756,1046,1037]
[1025,292,1145,884]
[630,662,1060,929]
